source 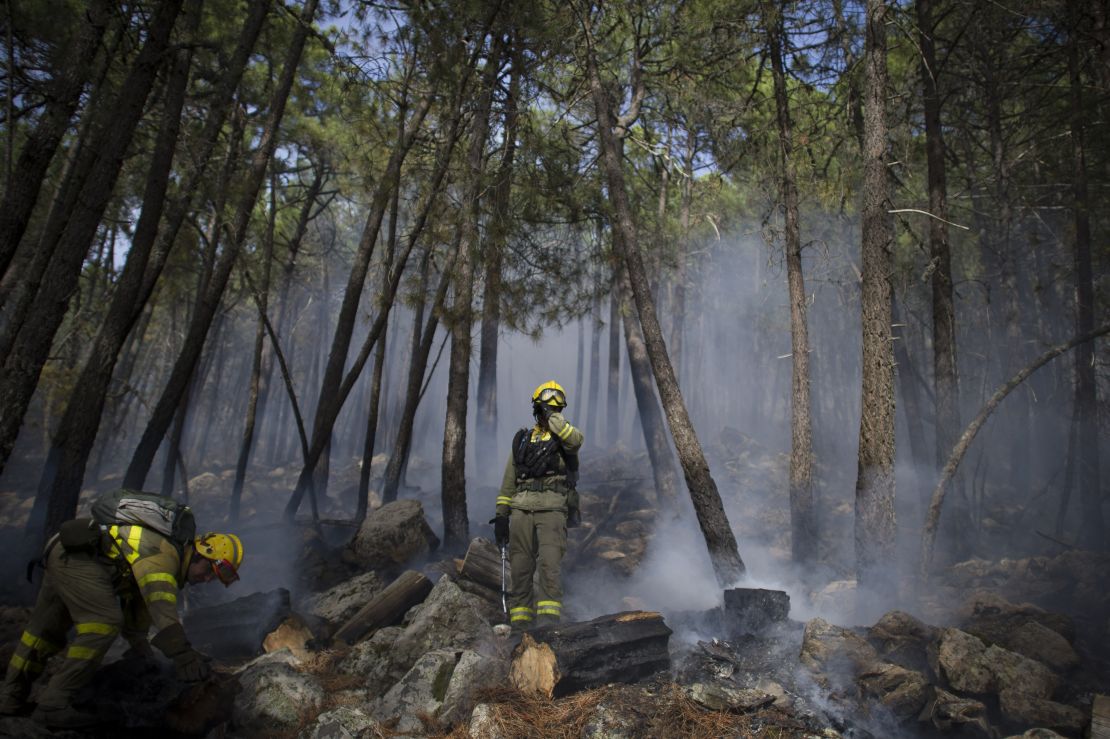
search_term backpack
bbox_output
[91,488,196,552]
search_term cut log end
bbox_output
[509,633,560,699]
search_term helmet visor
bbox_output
[211,558,240,587]
[537,387,566,407]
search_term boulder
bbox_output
[343,500,440,571]
[469,703,504,739]
[385,577,490,685]
[232,651,324,736]
[799,618,880,685]
[918,686,993,737]
[685,682,775,712]
[932,628,1057,699]
[439,649,509,726]
[374,649,460,734]
[857,662,930,720]
[809,579,857,616]
[998,689,1085,735]
[299,705,381,739]
[1002,622,1080,673]
[867,610,937,672]
[301,570,385,625]
[336,625,403,696]
[959,591,1075,644]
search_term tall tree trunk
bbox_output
[670,128,694,381]
[618,267,678,507]
[586,291,602,436]
[122,0,317,491]
[855,0,897,594]
[917,0,967,556]
[582,14,745,586]
[230,166,280,521]
[0,0,113,278]
[30,0,207,529]
[1067,22,1103,548]
[767,2,817,566]
[0,0,184,479]
[606,281,621,446]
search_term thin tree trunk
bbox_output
[606,281,621,446]
[855,0,897,594]
[0,0,113,278]
[921,324,1110,574]
[581,11,745,586]
[671,128,694,381]
[586,291,602,436]
[122,0,317,491]
[1067,23,1103,548]
[0,0,184,479]
[767,1,817,566]
[617,266,678,507]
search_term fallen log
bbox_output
[509,611,671,698]
[458,537,503,592]
[183,589,290,660]
[333,570,432,645]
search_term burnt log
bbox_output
[723,588,789,636]
[183,588,290,660]
[509,611,671,698]
[333,570,432,645]
[458,536,504,592]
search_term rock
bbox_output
[374,649,460,734]
[722,588,789,636]
[232,651,325,736]
[299,705,381,739]
[261,614,314,662]
[336,625,403,695]
[582,700,643,737]
[469,703,504,739]
[1093,694,1110,739]
[960,591,1075,644]
[302,570,385,625]
[998,689,1085,734]
[385,577,489,685]
[799,618,879,684]
[868,610,937,672]
[439,649,509,726]
[857,662,930,719]
[343,500,440,571]
[685,682,775,712]
[932,628,1057,699]
[918,686,993,737]
[1002,731,1066,739]
[1004,621,1080,673]
[809,580,857,616]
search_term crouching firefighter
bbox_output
[0,489,243,729]
[493,381,584,631]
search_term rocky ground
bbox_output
[0,440,1106,738]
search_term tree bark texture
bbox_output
[123,0,317,491]
[0,0,184,479]
[583,17,745,586]
[606,281,621,445]
[855,0,897,593]
[767,3,817,566]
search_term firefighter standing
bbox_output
[0,526,243,728]
[493,381,584,629]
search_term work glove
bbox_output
[152,622,210,682]
[493,515,510,548]
[567,507,581,529]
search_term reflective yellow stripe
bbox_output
[126,527,142,563]
[510,613,533,622]
[496,496,513,504]
[138,572,178,588]
[66,645,99,660]
[536,600,561,608]
[148,592,177,604]
[509,607,534,614]
[20,630,60,653]
[9,654,43,673]
[537,609,560,616]
[75,622,119,636]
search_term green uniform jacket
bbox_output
[496,412,584,515]
[100,524,190,635]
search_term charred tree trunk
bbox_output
[0,0,184,479]
[606,281,621,446]
[582,15,745,586]
[1067,23,1104,549]
[617,266,678,507]
[442,42,500,551]
[767,3,817,566]
[122,0,317,491]
[0,0,113,278]
[855,0,897,594]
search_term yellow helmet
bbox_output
[532,380,567,409]
[194,532,243,586]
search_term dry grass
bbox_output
[434,684,622,739]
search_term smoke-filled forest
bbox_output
[0,0,1106,737]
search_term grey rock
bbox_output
[857,662,930,719]
[918,686,993,737]
[932,628,1057,699]
[799,618,880,685]
[302,571,385,626]
[344,500,440,571]
[868,610,937,672]
[440,649,509,726]
[299,705,381,739]
[1005,622,1080,673]
[233,650,325,736]
[960,591,1074,644]
[998,689,1085,734]
[468,703,504,739]
[336,625,403,696]
[583,701,642,738]
[386,578,489,685]
[373,649,460,734]
[686,682,775,712]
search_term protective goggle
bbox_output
[535,388,566,407]
[211,558,240,587]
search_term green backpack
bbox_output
[91,488,197,552]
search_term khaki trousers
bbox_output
[507,509,566,626]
